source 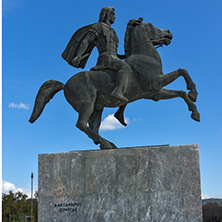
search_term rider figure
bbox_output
[62,7,130,103]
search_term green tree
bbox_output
[2,190,38,222]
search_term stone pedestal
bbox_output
[38,145,202,222]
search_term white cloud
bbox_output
[2,180,31,197]
[8,102,30,110]
[202,193,222,199]
[100,114,129,131]
[133,118,142,121]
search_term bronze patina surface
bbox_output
[29,7,200,149]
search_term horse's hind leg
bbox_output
[153,68,198,102]
[88,108,103,135]
[75,102,98,142]
[76,103,117,149]
[150,89,200,122]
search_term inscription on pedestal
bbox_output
[54,202,82,213]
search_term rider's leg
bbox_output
[110,60,130,102]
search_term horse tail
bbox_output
[29,80,64,123]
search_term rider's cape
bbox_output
[61,24,96,68]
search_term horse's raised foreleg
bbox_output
[76,103,117,149]
[149,89,200,122]
[153,68,198,102]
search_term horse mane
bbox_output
[124,17,143,57]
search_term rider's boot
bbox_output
[111,87,128,102]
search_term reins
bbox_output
[155,44,163,49]
[128,39,163,52]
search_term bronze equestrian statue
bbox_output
[29,7,200,149]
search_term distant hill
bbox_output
[202,198,222,206]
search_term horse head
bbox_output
[145,21,173,44]
[125,18,173,57]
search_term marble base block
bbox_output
[38,145,202,222]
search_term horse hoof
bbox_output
[191,111,200,122]
[94,141,99,145]
[109,142,118,149]
[100,141,118,150]
[188,90,198,102]
[114,112,127,126]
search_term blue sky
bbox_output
[2,0,222,199]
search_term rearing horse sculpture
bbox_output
[29,18,200,149]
